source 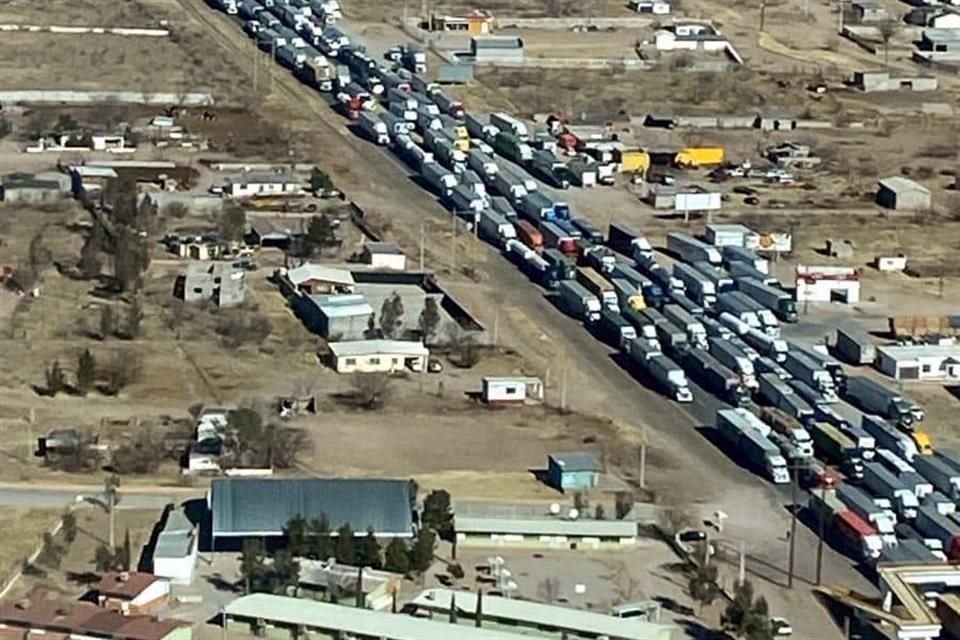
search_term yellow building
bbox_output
[431,10,495,35]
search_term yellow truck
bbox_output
[911,430,933,455]
[675,147,725,168]
[615,149,650,176]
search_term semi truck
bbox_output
[863,462,920,520]
[654,319,690,355]
[491,167,528,204]
[728,261,778,286]
[447,184,485,216]
[628,347,693,402]
[915,505,960,560]
[610,278,646,313]
[421,161,458,197]
[673,262,717,308]
[530,150,573,189]
[790,343,847,392]
[662,304,708,349]
[683,348,750,406]
[567,157,598,188]
[709,338,758,389]
[722,245,769,274]
[666,232,722,265]
[783,351,837,399]
[611,263,664,307]
[493,132,533,164]
[490,112,530,140]
[715,294,763,333]
[737,278,798,323]
[478,209,516,247]
[571,217,604,244]
[296,49,334,90]
[558,280,601,323]
[716,409,789,484]
[356,111,389,145]
[833,509,884,561]
[843,376,923,428]
[622,306,660,347]
[467,149,498,178]
[519,191,556,222]
[577,267,618,310]
[809,421,864,479]
[837,483,897,534]
[861,415,918,462]
[701,316,734,340]
[608,223,654,262]
[760,407,814,459]
[516,220,543,252]
[835,325,877,366]
[692,262,735,293]
[594,308,638,349]
[912,454,960,501]
[464,112,498,142]
[543,249,576,281]
[756,356,792,382]
[540,222,578,257]
[741,327,789,363]
[583,246,617,274]
[433,91,464,118]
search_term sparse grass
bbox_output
[0,509,61,588]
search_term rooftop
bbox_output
[0,172,64,190]
[185,261,245,278]
[877,344,960,360]
[472,35,523,49]
[154,509,197,560]
[455,515,637,537]
[287,263,355,287]
[549,451,602,472]
[0,597,186,640]
[210,477,414,537]
[225,594,531,640]
[410,589,675,640]
[878,176,931,195]
[363,242,404,255]
[95,572,163,600]
[308,293,374,318]
[923,28,960,42]
[226,171,301,185]
[328,340,428,358]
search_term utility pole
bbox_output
[559,353,568,411]
[816,482,826,586]
[638,427,648,490]
[787,465,799,589]
[419,222,425,271]
[492,304,500,348]
[451,215,457,274]
[760,0,767,31]
[738,540,746,586]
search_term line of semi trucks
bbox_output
[207,0,956,571]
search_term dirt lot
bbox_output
[0,509,61,589]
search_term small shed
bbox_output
[361,242,407,271]
[481,376,544,405]
[0,172,67,203]
[547,452,601,492]
[851,0,889,22]
[876,177,931,211]
[471,36,524,64]
[929,10,960,29]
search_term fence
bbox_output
[479,57,654,70]
[0,24,169,36]
[0,512,67,599]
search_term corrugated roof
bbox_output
[153,508,196,560]
[472,36,523,49]
[455,515,637,537]
[549,451,601,472]
[878,344,960,360]
[95,572,163,600]
[225,594,530,640]
[411,589,676,640]
[287,263,355,286]
[364,242,404,255]
[878,176,931,195]
[0,598,185,640]
[923,27,960,41]
[309,293,374,318]
[328,340,428,358]
[437,64,475,84]
[210,477,414,537]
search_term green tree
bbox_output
[304,215,337,254]
[99,306,116,340]
[240,538,267,594]
[421,490,454,540]
[37,532,64,569]
[113,228,149,292]
[335,524,356,565]
[383,538,410,574]
[356,528,382,569]
[94,544,118,572]
[743,596,773,640]
[410,528,436,574]
[76,349,96,396]
[687,557,720,614]
[379,292,404,339]
[102,350,144,396]
[45,360,66,396]
[418,297,441,344]
[28,231,52,273]
[310,167,334,193]
[284,515,310,558]
[218,204,247,243]
[309,515,333,560]
[269,550,300,595]
[226,408,263,456]
[120,528,132,571]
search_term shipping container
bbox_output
[737,278,798,323]
[835,325,877,366]
[666,232,722,265]
[558,280,601,323]
[516,220,543,252]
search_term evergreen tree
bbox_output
[240,538,266,594]
[418,297,442,343]
[334,524,355,565]
[284,515,310,558]
[309,515,332,560]
[383,538,410,574]
[120,529,132,571]
[356,528,382,569]
[76,349,96,395]
[379,292,404,339]
[99,305,115,340]
[410,528,436,574]
[45,360,66,396]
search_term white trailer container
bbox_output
[490,112,530,140]
[666,232,722,265]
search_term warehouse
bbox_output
[327,339,429,373]
[454,515,636,549]
[876,345,960,381]
[224,593,532,640]
[294,293,373,340]
[876,177,932,211]
[151,507,199,585]
[795,265,861,304]
[208,477,414,550]
[547,451,602,491]
[471,36,524,64]
[0,171,69,203]
[409,589,675,640]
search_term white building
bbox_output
[361,242,407,270]
[327,340,428,373]
[795,265,861,304]
[928,10,960,29]
[455,516,637,550]
[631,0,671,13]
[224,171,302,198]
[876,345,960,381]
[482,376,544,405]
[152,508,199,585]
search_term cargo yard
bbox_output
[0,0,959,640]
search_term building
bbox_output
[877,177,932,211]
[361,242,407,270]
[431,10,495,35]
[298,559,403,610]
[293,293,373,340]
[876,345,960,381]
[852,71,938,93]
[454,515,637,549]
[95,572,171,615]
[851,0,889,22]
[928,9,960,28]
[408,589,676,640]
[795,265,861,304]
[223,171,302,198]
[471,36,524,64]
[653,26,729,53]
[284,263,356,294]
[224,593,533,640]
[548,452,602,491]
[327,339,429,373]
[208,477,414,550]
[631,0,671,14]
[481,376,544,405]
[0,597,190,640]
[151,507,199,585]
[247,219,303,249]
[0,172,68,203]
[919,28,960,53]
[174,261,246,307]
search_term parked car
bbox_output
[771,617,793,637]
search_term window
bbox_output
[214,277,222,284]
[369,358,381,365]
[344,358,356,366]
[505,386,517,395]
[922,364,931,373]
[192,287,203,294]
[392,358,399,364]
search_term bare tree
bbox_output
[878,20,899,68]
[537,577,561,603]
[658,506,693,536]
[350,373,391,409]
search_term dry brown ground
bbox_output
[0,509,62,587]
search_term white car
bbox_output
[771,616,793,637]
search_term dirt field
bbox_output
[0,509,61,589]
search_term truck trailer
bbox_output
[736,278,798,323]
[683,348,750,406]
[716,409,789,484]
[638,353,693,403]
[843,376,923,429]
[666,232,722,265]
[835,325,877,366]
[558,280,601,323]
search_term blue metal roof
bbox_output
[210,477,414,538]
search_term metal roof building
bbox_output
[151,507,199,585]
[876,176,932,211]
[224,594,532,640]
[409,589,676,640]
[209,477,414,548]
[471,36,524,64]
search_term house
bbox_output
[293,293,373,340]
[765,142,823,169]
[327,340,429,373]
[151,507,199,585]
[224,171,302,198]
[919,28,960,52]
[284,263,356,294]
[547,452,602,492]
[876,176,932,210]
[298,559,403,610]
[0,597,189,640]
[481,376,544,404]
[95,572,171,615]
[471,36,524,64]
[876,345,960,381]
[794,265,861,304]
[631,0,671,14]
[431,10,495,35]
[928,9,960,29]
[0,172,69,203]
[852,71,939,92]
[247,219,304,249]
[454,515,638,550]
[174,262,246,307]
[361,242,407,270]
[208,477,415,550]
[851,0,889,22]
[162,228,225,260]
[653,26,728,52]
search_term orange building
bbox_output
[431,10,495,35]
